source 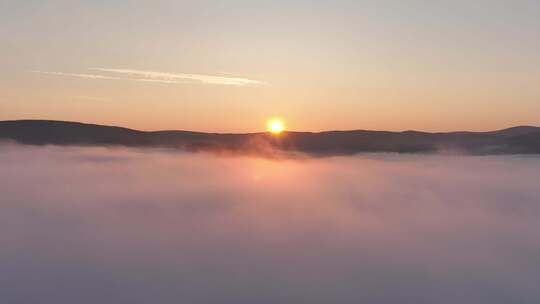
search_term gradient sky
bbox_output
[1,0,539,132]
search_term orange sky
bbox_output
[1,1,539,132]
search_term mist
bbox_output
[1,143,540,304]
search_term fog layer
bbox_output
[1,144,540,304]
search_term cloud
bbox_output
[31,68,266,86]
[31,70,188,84]
[1,144,540,303]
[91,68,267,86]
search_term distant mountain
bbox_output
[1,120,540,156]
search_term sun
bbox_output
[267,119,285,135]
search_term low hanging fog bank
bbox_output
[1,143,540,304]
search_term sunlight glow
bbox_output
[267,119,285,135]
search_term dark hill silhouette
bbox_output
[1,120,540,156]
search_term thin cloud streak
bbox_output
[91,68,266,86]
[31,70,181,84]
[31,69,266,86]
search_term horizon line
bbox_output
[1,119,538,135]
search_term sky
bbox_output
[1,0,539,132]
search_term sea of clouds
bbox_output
[1,143,540,304]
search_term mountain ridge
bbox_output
[1,120,540,156]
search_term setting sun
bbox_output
[267,119,285,134]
